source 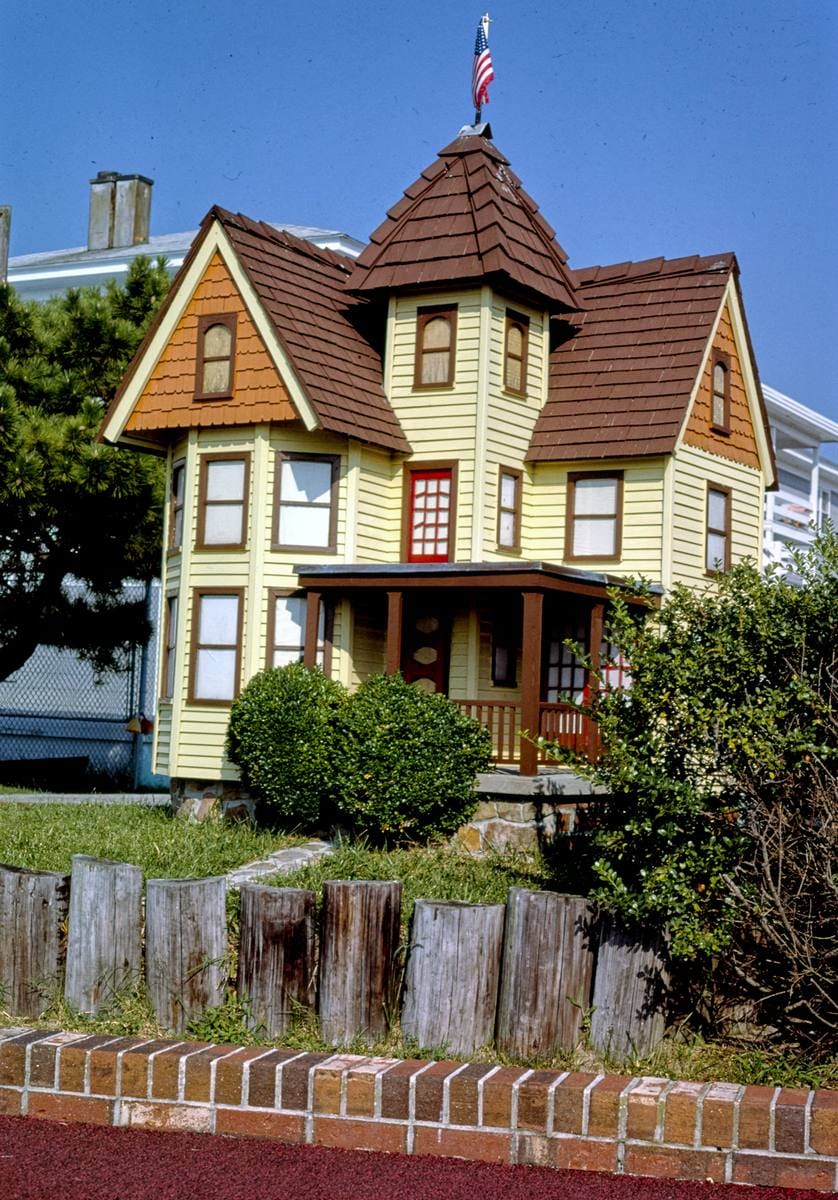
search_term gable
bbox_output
[682,302,760,469]
[125,252,298,436]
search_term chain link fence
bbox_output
[0,581,165,791]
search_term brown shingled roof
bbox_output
[527,252,735,462]
[216,209,410,453]
[346,126,581,313]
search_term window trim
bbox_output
[188,586,244,706]
[496,465,522,553]
[273,452,340,553]
[266,587,334,674]
[402,460,458,563]
[503,310,529,397]
[564,471,624,563]
[168,459,186,552]
[194,313,237,401]
[706,483,732,576]
[413,305,458,390]
[161,593,179,700]
[196,451,251,551]
[710,351,731,435]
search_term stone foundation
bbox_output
[170,778,256,824]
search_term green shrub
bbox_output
[226,664,347,825]
[333,673,492,842]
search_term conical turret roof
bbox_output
[346,125,581,313]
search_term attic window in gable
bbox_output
[414,306,457,388]
[195,314,236,400]
[711,352,730,434]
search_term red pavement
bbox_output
[0,1116,832,1200]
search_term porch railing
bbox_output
[453,700,599,765]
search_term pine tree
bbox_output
[0,258,170,681]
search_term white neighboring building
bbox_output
[762,386,838,568]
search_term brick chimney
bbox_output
[88,172,153,250]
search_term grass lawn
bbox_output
[268,840,552,928]
[0,802,302,878]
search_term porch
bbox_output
[297,561,654,776]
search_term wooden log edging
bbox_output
[0,1030,835,1192]
[0,865,69,1018]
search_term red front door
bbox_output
[401,606,450,694]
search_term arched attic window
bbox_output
[414,306,457,388]
[195,314,236,400]
[711,353,730,433]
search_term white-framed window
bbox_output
[706,486,731,574]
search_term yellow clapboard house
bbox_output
[100,124,775,786]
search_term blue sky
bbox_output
[4,1,837,419]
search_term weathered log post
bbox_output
[589,913,671,1059]
[496,889,596,1058]
[145,876,227,1034]
[0,864,69,1017]
[401,899,506,1056]
[318,880,401,1045]
[237,884,316,1036]
[64,855,143,1014]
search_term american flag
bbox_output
[471,16,494,113]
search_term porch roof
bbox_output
[294,560,660,603]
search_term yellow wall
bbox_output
[523,458,667,579]
[670,443,763,589]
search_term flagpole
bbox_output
[474,12,492,125]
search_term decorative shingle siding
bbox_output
[684,304,761,469]
[126,253,297,433]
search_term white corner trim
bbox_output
[100,221,319,446]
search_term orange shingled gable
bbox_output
[125,252,298,435]
[684,304,759,469]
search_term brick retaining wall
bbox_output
[1,1029,836,1192]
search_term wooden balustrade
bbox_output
[453,698,600,765]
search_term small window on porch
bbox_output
[267,590,329,671]
[546,617,588,704]
[406,465,455,562]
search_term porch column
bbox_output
[587,601,605,759]
[303,591,322,668]
[519,590,544,776]
[385,590,403,675]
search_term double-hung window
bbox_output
[274,453,339,551]
[169,460,185,551]
[197,453,250,549]
[565,472,623,561]
[405,465,455,562]
[161,594,178,699]
[267,590,329,670]
[189,589,243,703]
[706,485,731,574]
[497,467,522,552]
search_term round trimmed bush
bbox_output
[225,663,347,825]
[333,673,493,842]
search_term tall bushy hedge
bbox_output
[333,673,492,841]
[225,663,346,825]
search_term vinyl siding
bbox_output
[670,443,763,589]
[355,446,402,562]
[523,459,667,580]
